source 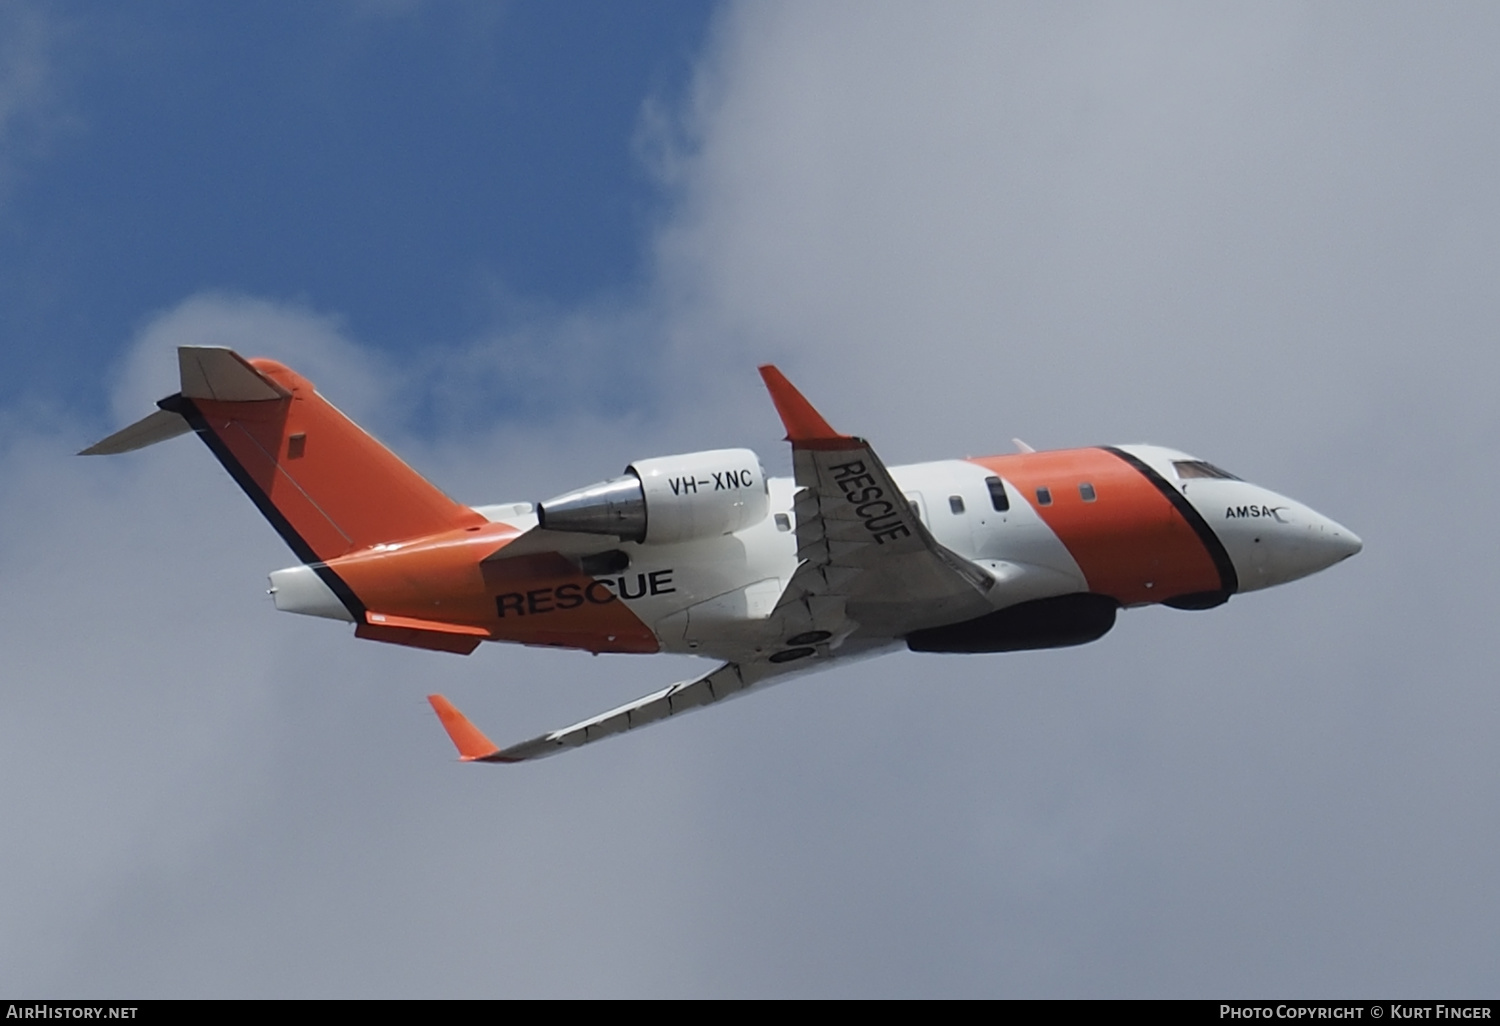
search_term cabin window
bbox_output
[1036,486,1053,506]
[1173,460,1240,481]
[287,433,306,459]
[985,476,1010,512]
[948,495,965,515]
[1079,482,1096,502]
[774,513,791,532]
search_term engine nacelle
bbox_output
[539,448,768,545]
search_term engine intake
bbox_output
[539,448,768,545]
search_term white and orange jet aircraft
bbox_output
[85,348,1361,763]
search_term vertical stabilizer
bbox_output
[157,347,485,564]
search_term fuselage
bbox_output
[90,349,1363,760]
[271,443,1361,661]
[89,350,1370,759]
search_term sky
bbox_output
[1,0,1498,998]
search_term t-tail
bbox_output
[82,347,486,617]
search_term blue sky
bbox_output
[2,2,710,414]
[3,1,1500,998]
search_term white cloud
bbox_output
[112,294,391,426]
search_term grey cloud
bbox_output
[5,2,1498,996]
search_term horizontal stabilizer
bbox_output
[178,346,289,402]
[78,346,285,456]
[79,408,190,455]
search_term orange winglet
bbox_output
[757,365,856,447]
[427,694,501,761]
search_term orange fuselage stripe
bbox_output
[969,448,1224,606]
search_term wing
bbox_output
[758,366,994,645]
[426,366,997,764]
[428,659,790,763]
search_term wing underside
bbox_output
[429,659,783,763]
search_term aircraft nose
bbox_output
[1306,512,1362,570]
[1197,481,1361,592]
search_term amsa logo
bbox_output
[1225,505,1289,523]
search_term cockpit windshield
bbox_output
[1173,460,1240,481]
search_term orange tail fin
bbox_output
[159,347,485,564]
